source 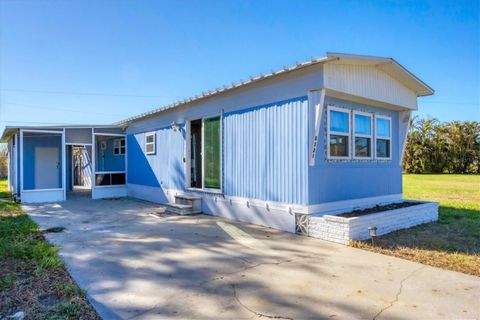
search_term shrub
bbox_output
[403,118,480,174]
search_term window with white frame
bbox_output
[327,106,350,158]
[353,112,373,158]
[113,138,126,155]
[375,115,392,159]
[145,132,156,155]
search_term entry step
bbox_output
[175,194,201,201]
[174,194,202,213]
[165,203,201,215]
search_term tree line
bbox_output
[403,118,480,174]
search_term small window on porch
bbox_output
[113,138,125,155]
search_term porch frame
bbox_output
[92,132,127,199]
[19,128,66,203]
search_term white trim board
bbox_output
[309,89,325,166]
[21,189,64,203]
[92,185,127,199]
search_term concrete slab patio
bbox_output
[24,198,480,320]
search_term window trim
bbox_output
[353,111,373,160]
[145,132,156,155]
[186,114,223,192]
[113,138,125,156]
[327,105,351,160]
[375,114,392,160]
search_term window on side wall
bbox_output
[145,132,156,155]
[327,106,350,159]
[375,115,392,160]
[353,112,373,159]
[113,138,126,156]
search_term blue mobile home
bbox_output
[2,53,434,233]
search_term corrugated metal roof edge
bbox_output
[116,52,434,125]
[116,56,336,125]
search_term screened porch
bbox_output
[6,126,126,203]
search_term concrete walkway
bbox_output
[24,198,480,320]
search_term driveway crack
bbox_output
[372,265,426,320]
[231,284,294,320]
[199,256,310,287]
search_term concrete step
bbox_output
[174,194,202,213]
[164,203,200,215]
[175,194,201,201]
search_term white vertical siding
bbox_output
[324,64,417,109]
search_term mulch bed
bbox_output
[338,201,421,218]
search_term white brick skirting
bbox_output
[305,201,439,244]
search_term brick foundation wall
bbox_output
[307,201,439,244]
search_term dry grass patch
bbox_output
[351,174,480,276]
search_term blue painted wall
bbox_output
[308,97,401,204]
[127,96,309,205]
[96,138,125,172]
[124,65,402,207]
[127,125,185,189]
[23,135,62,190]
[223,97,309,204]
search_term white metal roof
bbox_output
[117,53,434,125]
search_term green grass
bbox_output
[0,179,99,319]
[353,174,480,276]
[403,174,480,210]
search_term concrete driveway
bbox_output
[24,198,479,320]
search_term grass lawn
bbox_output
[352,174,480,276]
[0,179,99,319]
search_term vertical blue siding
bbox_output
[224,96,309,204]
[127,125,185,190]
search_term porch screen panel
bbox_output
[65,128,92,144]
[23,133,62,190]
[203,116,221,189]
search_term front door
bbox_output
[34,147,60,189]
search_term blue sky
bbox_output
[0,0,478,132]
